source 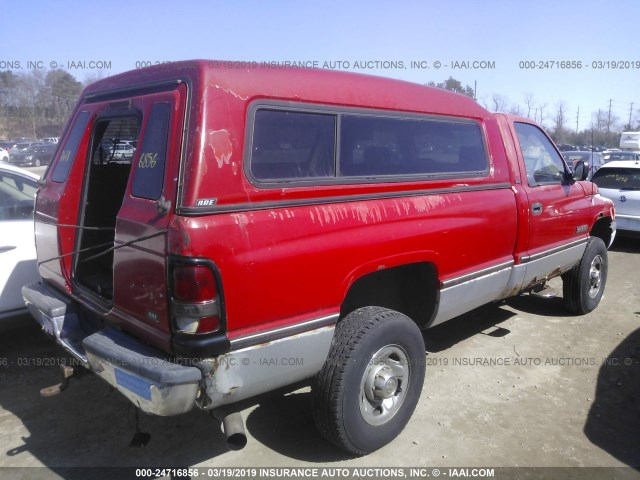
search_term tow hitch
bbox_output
[40,365,76,397]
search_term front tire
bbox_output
[563,237,608,314]
[312,306,425,455]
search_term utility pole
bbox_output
[629,102,634,130]
[576,106,580,133]
[607,99,612,134]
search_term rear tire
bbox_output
[563,237,608,314]
[312,306,425,455]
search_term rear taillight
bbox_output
[173,265,217,302]
[171,263,222,335]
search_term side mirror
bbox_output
[573,161,589,181]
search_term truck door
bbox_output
[112,84,187,341]
[511,121,592,288]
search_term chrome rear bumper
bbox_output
[22,282,202,416]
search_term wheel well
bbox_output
[590,216,614,247]
[340,262,439,328]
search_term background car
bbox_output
[0,163,40,319]
[557,144,578,151]
[8,142,56,167]
[0,147,9,162]
[8,142,37,162]
[39,137,59,143]
[603,151,640,162]
[591,160,640,237]
[9,142,57,167]
[110,142,136,160]
[94,139,136,163]
[562,151,605,180]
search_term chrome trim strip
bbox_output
[431,267,513,328]
[179,183,513,216]
[520,238,588,264]
[230,313,339,350]
[441,260,514,289]
[202,325,335,409]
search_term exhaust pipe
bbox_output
[222,412,247,450]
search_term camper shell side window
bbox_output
[246,102,488,187]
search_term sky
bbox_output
[3,0,639,131]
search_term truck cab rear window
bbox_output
[249,106,487,183]
[90,117,139,166]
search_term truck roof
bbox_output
[81,59,491,119]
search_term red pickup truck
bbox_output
[23,60,615,455]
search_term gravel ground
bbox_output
[0,236,638,479]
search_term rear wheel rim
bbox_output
[359,344,410,426]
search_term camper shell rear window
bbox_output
[246,103,488,186]
[51,111,90,183]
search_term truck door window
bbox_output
[131,102,171,200]
[515,122,566,186]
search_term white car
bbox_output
[592,160,640,236]
[111,143,136,159]
[0,163,40,319]
[0,147,9,162]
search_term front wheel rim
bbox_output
[588,255,604,299]
[359,344,410,426]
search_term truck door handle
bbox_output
[531,203,543,215]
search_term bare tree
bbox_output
[537,102,548,127]
[524,92,536,119]
[508,104,521,115]
[15,69,47,139]
[592,109,607,132]
[477,94,490,110]
[491,94,508,112]
[83,70,107,87]
[0,69,82,139]
[553,101,567,142]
